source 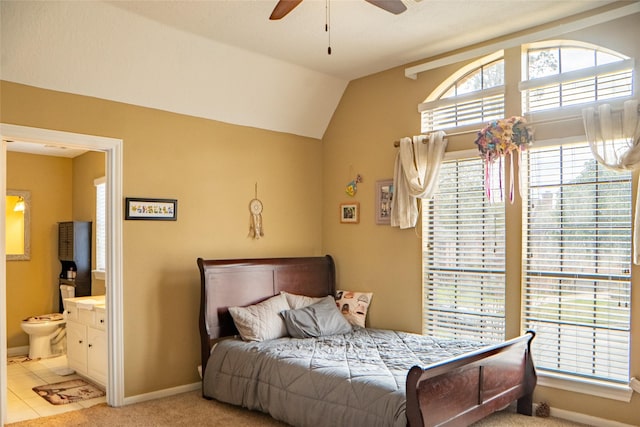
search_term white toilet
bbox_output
[20,285,75,359]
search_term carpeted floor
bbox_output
[7,390,588,427]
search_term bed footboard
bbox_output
[405,331,536,427]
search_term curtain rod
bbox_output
[393,105,640,147]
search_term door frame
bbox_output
[0,124,124,423]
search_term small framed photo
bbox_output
[340,202,360,224]
[125,197,177,221]
[375,179,394,225]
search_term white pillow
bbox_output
[281,291,325,310]
[228,293,290,341]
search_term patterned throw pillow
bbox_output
[334,290,372,328]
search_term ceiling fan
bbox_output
[269,0,408,20]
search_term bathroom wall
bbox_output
[72,151,106,296]
[6,152,72,348]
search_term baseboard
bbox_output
[7,346,29,357]
[123,382,201,406]
[83,379,640,427]
[537,403,636,427]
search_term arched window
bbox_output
[419,52,504,132]
[519,41,633,113]
[423,39,635,394]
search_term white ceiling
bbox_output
[1,0,633,154]
[108,0,620,81]
[5,141,87,159]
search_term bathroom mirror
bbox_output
[6,189,31,261]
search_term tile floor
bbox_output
[6,354,106,424]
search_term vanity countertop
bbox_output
[64,295,105,310]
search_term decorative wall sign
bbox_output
[340,202,359,224]
[375,179,394,225]
[125,198,177,220]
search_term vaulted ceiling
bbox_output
[0,0,630,141]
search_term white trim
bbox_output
[123,382,201,406]
[523,402,639,427]
[7,346,29,357]
[526,135,586,149]
[524,97,635,129]
[443,148,479,161]
[93,270,106,281]
[538,371,634,403]
[0,124,124,424]
[0,139,6,423]
[404,2,640,79]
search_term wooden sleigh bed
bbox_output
[198,255,537,427]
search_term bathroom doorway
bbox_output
[0,124,124,424]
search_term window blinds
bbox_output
[423,158,506,344]
[420,87,504,132]
[520,58,633,113]
[523,143,632,383]
[94,177,106,272]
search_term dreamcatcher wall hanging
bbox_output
[474,116,533,203]
[248,183,264,239]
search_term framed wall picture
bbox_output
[340,202,360,224]
[125,197,177,220]
[375,179,393,225]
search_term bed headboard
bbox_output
[197,255,336,374]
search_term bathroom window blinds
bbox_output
[94,177,106,272]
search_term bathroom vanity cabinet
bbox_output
[65,297,107,387]
[58,221,92,312]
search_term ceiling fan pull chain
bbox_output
[326,0,331,55]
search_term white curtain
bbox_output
[583,99,640,263]
[391,131,448,229]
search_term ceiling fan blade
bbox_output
[364,0,407,15]
[270,0,304,20]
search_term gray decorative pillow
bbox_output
[281,295,353,339]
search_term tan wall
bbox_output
[1,81,324,396]
[322,13,640,426]
[6,152,72,347]
[72,151,106,295]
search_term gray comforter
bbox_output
[203,328,485,427]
